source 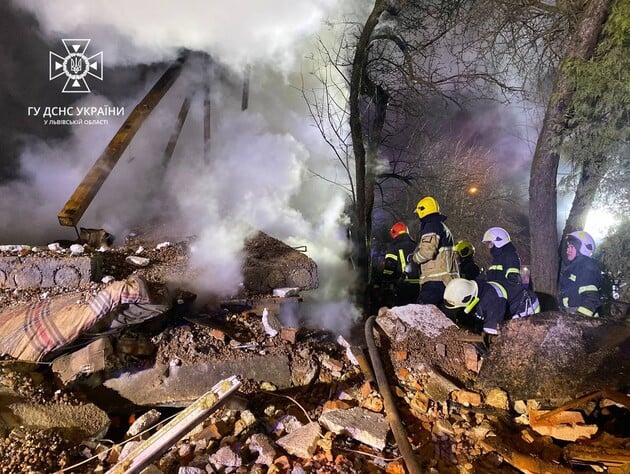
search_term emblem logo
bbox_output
[49,39,103,93]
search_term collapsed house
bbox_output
[1,229,629,473]
[1,55,628,473]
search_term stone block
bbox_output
[0,254,102,289]
[318,407,389,451]
[243,232,318,293]
[102,353,292,407]
[375,304,456,342]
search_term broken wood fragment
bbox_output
[529,409,598,441]
[481,436,572,474]
[105,375,241,474]
[564,444,630,471]
[161,94,192,168]
[536,389,630,422]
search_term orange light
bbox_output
[468,186,478,195]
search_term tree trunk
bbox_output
[528,0,611,306]
[562,153,611,236]
[349,0,388,312]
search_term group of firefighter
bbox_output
[378,196,602,339]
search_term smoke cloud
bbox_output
[1,0,367,333]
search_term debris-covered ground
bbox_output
[1,227,629,473]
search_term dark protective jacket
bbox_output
[383,233,420,284]
[558,254,602,317]
[468,279,540,334]
[412,213,459,285]
[459,255,481,281]
[487,242,521,284]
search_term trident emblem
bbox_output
[69,56,83,74]
[49,39,103,93]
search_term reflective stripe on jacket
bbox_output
[558,254,602,317]
[383,233,420,284]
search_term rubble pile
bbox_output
[0,230,628,473]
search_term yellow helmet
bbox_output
[454,240,475,258]
[415,196,439,219]
[444,278,479,313]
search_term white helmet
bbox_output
[444,278,479,313]
[482,227,511,248]
[567,231,596,257]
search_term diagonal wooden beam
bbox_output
[58,54,187,227]
[162,94,192,169]
[106,376,241,474]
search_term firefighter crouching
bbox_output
[443,277,540,337]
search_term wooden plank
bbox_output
[58,55,186,227]
[529,409,598,441]
[565,444,630,465]
[161,95,192,168]
[106,375,241,474]
[536,389,630,422]
[481,437,572,474]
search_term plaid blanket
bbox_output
[0,275,154,362]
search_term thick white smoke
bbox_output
[16,0,343,72]
[5,0,368,334]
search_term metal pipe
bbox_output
[364,315,424,474]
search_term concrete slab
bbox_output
[476,312,630,400]
[102,353,292,407]
[0,254,102,289]
[318,407,389,451]
[376,304,456,342]
[243,232,318,293]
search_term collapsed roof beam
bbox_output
[57,53,188,227]
[241,64,251,111]
[162,94,192,169]
[203,55,211,164]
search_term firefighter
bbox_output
[444,277,540,336]
[558,230,602,317]
[482,227,522,285]
[381,222,420,306]
[454,240,481,281]
[411,196,459,305]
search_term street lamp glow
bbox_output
[468,186,478,195]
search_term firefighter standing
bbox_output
[482,227,522,285]
[444,277,540,336]
[381,222,420,306]
[411,196,459,305]
[558,230,602,317]
[454,240,481,281]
